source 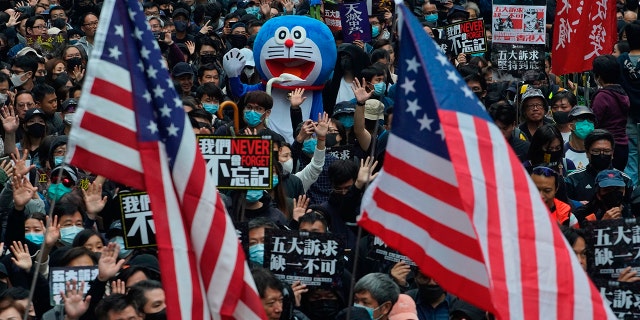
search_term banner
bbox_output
[197,136,273,189]
[443,18,487,55]
[370,236,416,266]
[492,43,545,75]
[593,279,640,319]
[584,219,640,281]
[552,0,617,75]
[323,2,342,33]
[263,229,345,287]
[50,266,99,305]
[340,0,371,43]
[120,191,157,249]
[491,4,546,45]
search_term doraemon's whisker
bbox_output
[296,46,312,49]
[267,50,284,53]
[294,50,314,54]
[294,55,312,59]
[268,54,285,57]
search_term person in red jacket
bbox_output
[531,166,578,227]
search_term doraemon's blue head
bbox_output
[253,16,337,87]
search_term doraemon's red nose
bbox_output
[284,38,294,48]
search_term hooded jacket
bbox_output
[591,84,630,145]
[618,53,640,119]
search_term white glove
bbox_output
[223,48,246,78]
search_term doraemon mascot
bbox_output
[223,16,337,143]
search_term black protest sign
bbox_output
[120,192,157,249]
[443,19,487,55]
[327,144,354,161]
[370,236,416,266]
[197,135,273,189]
[50,266,98,306]
[593,279,640,319]
[264,229,344,287]
[491,43,545,77]
[585,219,640,281]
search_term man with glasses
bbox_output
[565,129,633,203]
[518,87,552,141]
[49,6,74,30]
[25,15,48,37]
[78,12,99,56]
[10,55,38,92]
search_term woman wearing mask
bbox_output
[18,108,47,166]
[59,45,86,85]
[591,55,630,171]
[524,124,576,176]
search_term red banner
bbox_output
[552,0,617,75]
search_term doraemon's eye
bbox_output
[274,27,289,44]
[291,26,306,43]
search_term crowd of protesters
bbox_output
[0,0,635,319]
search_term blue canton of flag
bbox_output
[104,0,185,165]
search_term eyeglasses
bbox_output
[532,166,558,178]
[50,175,74,188]
[32,25,47,30]
[196,122,212,130]
[526,103,545,110]
[589,149,613,156]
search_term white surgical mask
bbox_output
[281,159,293,174]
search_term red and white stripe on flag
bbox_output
[66,1,266,319]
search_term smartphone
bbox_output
[204,15,212,26]
[67,58,82,71]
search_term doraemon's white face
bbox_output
[258,25,323,85]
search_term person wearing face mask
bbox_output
[422,2,440,27]
[591,55,630,172]
[216,90,273,135]
[549,90,577,143]
[59,98,77,135]
[239,48,260,85]
[10,55,38,92]
[247,217,279,267]
[563,106,596,171]
[195,83,226,128]
[18,108,47,166]
[128,280,167,320]
[227,22,248,49]
[574,170,636,225]
[565,129,634,203]
[171,8,195,45]
[352,273,399,320]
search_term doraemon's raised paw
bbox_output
[223,48,246,78]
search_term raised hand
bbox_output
[10,241,32,272]
[109,279,127,295]
[351,77,372,104]
[12,174,37,210]
[82,180,107,217]
[0,159,15,181]
[185,40,196,56]
[292,195,310,222]
[43,215,60,248]
[315,112,330,138]
[223,48,246,78]
[390,261,411,287]
[289,88,306,108]
[355,156,379,189]
[295,119,315,143]
[98,242,126,282]
[62,280,92,320]
[1,105,19,134]
[10,149,34,176]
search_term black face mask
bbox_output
[543,150,564,163]
[145,309,167,320]
[35,76,46,85]
[174,21,188,32]
[601,190,624,209]
[552,111,570,125]
[303,299,341,320]
[27,123,46,138]
[325,133,339,147]
[229,34,247,49]
[328,192,346,207]
[590,154,612,171]
[418,284,445,304]
[200,54,218,66]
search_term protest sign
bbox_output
[197,136,273,189]
[491,43,545,76]
[120,191,157,249]
[491,3,546,45]
[370,236,416,266]
[323,2,342,32]
[50,266,99,306]
[26,34,66,56]
[443,19,487,55]
[327,144,354,161]
[263,229,345,287]
[340,0,371,43]
[593,279,640,319]
[584,219,640,281]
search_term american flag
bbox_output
[358,3,615,319]
[65,1,266,319]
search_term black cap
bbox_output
[24,108,45,123]
[172,62,194,77]
[128,254,161,275]
[332,101,356,117]
[172,8,190,19]
[62,98,78,113]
